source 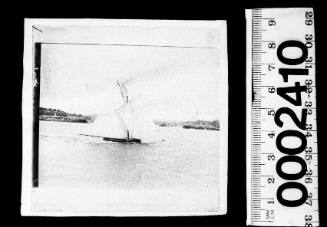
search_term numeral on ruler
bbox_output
[246,8,319,226]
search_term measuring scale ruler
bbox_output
[246,8,319,226]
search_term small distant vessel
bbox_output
[183,124,219,131]
[182,112,219,131]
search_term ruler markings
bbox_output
[247,8,319,227]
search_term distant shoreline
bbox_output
[39,107,95,123]
[39,116,89,123]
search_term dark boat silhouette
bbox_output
[80,133,141,143]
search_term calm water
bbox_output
[39,121,221,191]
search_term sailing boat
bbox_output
[81,79,158,144]
[101,80,141,143]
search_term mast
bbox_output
[116,80,130,140]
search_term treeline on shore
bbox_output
[39,107,95,123]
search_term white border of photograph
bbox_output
[22,18,228,216]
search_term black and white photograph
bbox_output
[21,19,228,216]
[7,1,322,226]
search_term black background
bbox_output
[6,0,325,226]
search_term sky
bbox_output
[40,43,225,121]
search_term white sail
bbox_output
[115,100,159,143]
[87,112,128,139]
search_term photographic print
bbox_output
[22,19,228,216]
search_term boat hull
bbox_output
[79,134,141,143]
[102,137,141,143]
